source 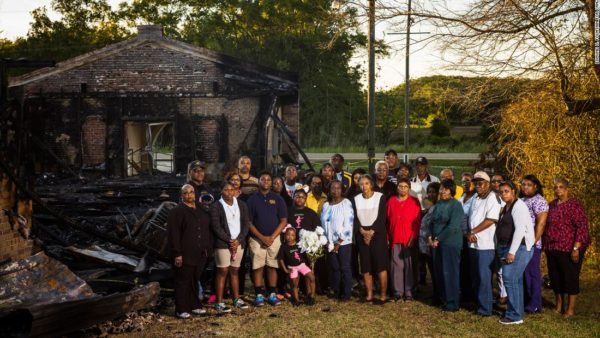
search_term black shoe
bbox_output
[305,297,315,306]
[290,298,301,307]
[372,299,386,305]
[442,307,459,312]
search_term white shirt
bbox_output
[284,182,303,198]
[354,192,383,227]
[219,197,241,239]
[410,181,427,210]
[468,191,501,250]
[508,199,535,255]
[321,199,354,246]
[411,174,440,191]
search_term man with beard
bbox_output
[238,156,259,201]
[167,184,213,319]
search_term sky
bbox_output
[0,0,461,90]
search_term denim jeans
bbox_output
[469,248,495,315]
[498,245,534,321]
[329,244,352,299]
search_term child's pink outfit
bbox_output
[288,263,312,278]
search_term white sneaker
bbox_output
[191,307,207,315]
[176,312,191,319]
[499,318,523,325]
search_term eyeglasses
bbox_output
[475,181,487,186]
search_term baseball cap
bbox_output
[189,160,205,170]
[415,156,428,165]
[473,171,491,182]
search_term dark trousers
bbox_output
[419,252,434,285]
[545,249,585,295]
[174,259,207,314]
[459,241,474,302]
[524,247,542,312]
[314,255,329,294]
[329,244,353,299]
[351,242,360,281]
[433,245,461,310]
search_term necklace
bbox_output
[223,200,237,218]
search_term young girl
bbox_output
[277,226,316,306]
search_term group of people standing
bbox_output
[167,151,591,326]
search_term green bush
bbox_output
[430,118,451,137]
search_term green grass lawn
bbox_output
[119,266,599,337]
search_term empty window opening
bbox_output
[125,121,174,176]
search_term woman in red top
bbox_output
[387,177,422,300]
[543,177,590,317]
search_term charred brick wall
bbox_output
[82,115,106,166]
[13,37,298,176]
[0,177,34,262]
[21,43,228,95]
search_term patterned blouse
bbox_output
[521,194,549,249]
[543,198,590,252]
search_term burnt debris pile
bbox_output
[0,173,192,337]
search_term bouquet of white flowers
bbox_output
[298,226,328,266]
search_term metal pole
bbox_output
[367,0,376,173]
[404,0,411,154]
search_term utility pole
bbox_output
[367,0,376,173]
[387,1,429,163]
[404,0,411,156]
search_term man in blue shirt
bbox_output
[246,172,288,306]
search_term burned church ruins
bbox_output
[0,25,304,336]
[7,24,300,178]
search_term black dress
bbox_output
[353,192,389,274]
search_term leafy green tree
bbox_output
[0,0,129,65]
